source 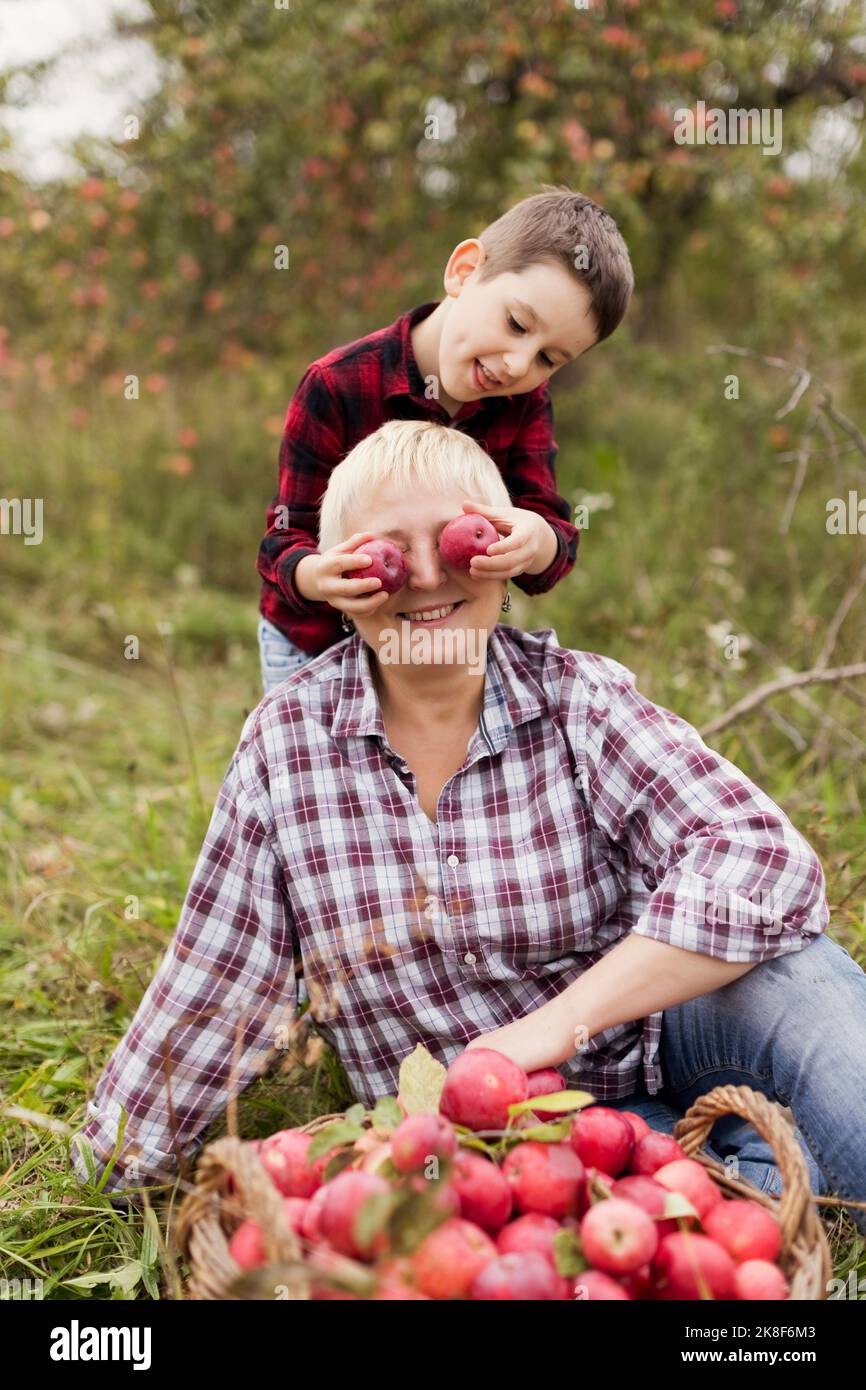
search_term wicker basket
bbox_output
[175,1083,832,1300]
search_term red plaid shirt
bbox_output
[257,300,579,656]
[72,626,828,1197]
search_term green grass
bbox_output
[1,362,865,1298]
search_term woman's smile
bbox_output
[395,599,467,627]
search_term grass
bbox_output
[1,355,865,1298]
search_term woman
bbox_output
[73,421,866,1233]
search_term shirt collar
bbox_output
[383,301,515,412]
[330,626,547,756]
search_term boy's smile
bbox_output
[411,242,600,417]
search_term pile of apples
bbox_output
[226,1048,789,1300]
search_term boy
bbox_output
[256,185,634,692]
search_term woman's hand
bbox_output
[464,995,578,1075]
[459,500,559,580]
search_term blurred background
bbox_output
[1,0,865,1295]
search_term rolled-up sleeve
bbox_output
[71,750,299,1197]
[576,667,829,963]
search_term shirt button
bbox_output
[447,854,459,867]
[464,951,476,965]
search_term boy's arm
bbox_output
[504,384,580,597]
[70,749,300,1199]
[257,364,346,614]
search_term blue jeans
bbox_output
[258,615,315,694]
[606,932,866,1233]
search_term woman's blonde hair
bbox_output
[318,419,513,551]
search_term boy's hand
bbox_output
[295,533,392,619]
[459,500,558,580]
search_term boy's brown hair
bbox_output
[476,184,634,344]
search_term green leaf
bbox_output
[397,1044,447,1115]
[371,1095,403,1131]
[354,1189,401,1250]
[64,1260,143,1294]
[307,1120,365,1161]
[509,1090,595,1117]
[552,1228,588,1277]
[515,1120,573,1142]
[140,1205,160,1270]
[323,1148,356,1183]
[661,1191,699,1220]
[344,1102,367,1126]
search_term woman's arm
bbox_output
[467,661,829,1076]
[467,935,757,1073]
[70,746,300,1198]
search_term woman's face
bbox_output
[346,480,506,667]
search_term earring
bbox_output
[341,613,355,633]
[501,589,512,613]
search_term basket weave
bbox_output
[175,1083,831,1300]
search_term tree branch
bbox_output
[699,662,866,739]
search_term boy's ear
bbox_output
[444,238,486,294]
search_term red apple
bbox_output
[318,1169,392,1261]
[652,1231,737,1300]
[406,1172,461,1218]
[496,1211,560,1260]
[438,513,499,568]
[228,1218,266,1270]
[628,1131,689,1175]
[503,1141,586,1219]
[351,538,409,594]
[452,1151,513,1232]
[410,1217,498,1299]
[390,1113,457,1173]
[439,1047,529,1130]
[703,1198,782,1264]
[372,1281,430,1300]
[573,1269,633,1300]
[471,1250,566,1300]
[618,1262,654,1299]
[733,1258,789,1300]
[610,1174,681,1239]
[259,1128,328,1198]
[579,1197,659,1274]
[282,1196,309,1237]
[496,1212,572,1295]
[300,1182,329,1242]
[619,1110,651,1142]
[570,1106,635,1176]
[653,1159,723,1223]
[526,1067,570,1121]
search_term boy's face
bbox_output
[436,244,600,405]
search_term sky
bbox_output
[0,0,162,180]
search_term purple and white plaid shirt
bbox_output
[72,625,828,1195]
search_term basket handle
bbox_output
[672,1083,820,1249]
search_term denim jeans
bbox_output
[605,931,866,1234]
[258,615,315,695]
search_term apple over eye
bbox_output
[438,513,499,569]
[351,538,409,593]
